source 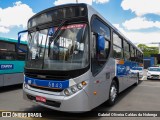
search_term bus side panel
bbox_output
[0,61,25,86]
[3,73,24,86]
[0,61,25,74]
[116,60,139,93]
[115,59,129,92]
[125,61,139,87]
[128,62,138,86]
[117,77,127,93]
[0,75,3,87]
[89,58,115,110]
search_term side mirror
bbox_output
[17,30,28,53]
[97,34,105,51]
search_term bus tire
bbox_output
[107,80,118,106]
[134,73,139,86]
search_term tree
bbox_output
[138,44,158,57]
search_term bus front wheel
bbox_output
[107,80,118,106]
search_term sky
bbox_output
[0,0,160,46]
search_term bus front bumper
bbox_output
[23,86,90,112]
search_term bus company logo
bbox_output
[0,64,14,70]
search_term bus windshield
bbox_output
[26,23,89,70]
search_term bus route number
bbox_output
[48,82,62,89]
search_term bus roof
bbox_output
[0,37,27,45]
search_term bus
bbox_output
[18,3,143,112]
[0,37,27,87]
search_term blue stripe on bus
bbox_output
[25,77,69,89]
[116,61,139,76]
[0,61,25,74]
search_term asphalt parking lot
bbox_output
[0,77,160,120]
[0,69,159,120]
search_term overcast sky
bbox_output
[0,0,160,46]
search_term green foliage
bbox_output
[138,44,158,57]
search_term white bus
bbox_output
[18,3,143,112]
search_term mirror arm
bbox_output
[17,30,28,53]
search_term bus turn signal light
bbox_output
[82,81,87,86]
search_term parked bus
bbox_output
[18,4,143,112]
[0,37,27,87]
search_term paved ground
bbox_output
[0,79,160,120]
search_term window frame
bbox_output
[91,16,111,76]
[0,41,16,60]
[0,41,16,52]
[112,32,124,59]
[123,39,131,61]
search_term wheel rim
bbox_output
[110,85,117,102]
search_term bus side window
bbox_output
[123,40,130,61]
[0,41,16,60]
[91,17,111,75]
[113,32,123,59]
[130,46,135,61]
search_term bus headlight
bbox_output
[71,86,77,93]
[77,83,83,90]
[64,89,71,96]
[63,81,87,96]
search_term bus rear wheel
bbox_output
[107,80,118,106]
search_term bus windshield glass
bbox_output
[26,23,89,70]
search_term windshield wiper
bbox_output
[38,36,43,57]
[48,20,67,56]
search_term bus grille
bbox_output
[27,95,61,108]
[29,84,63,92]
[25,73,69,80]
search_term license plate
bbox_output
[36,96,46,103]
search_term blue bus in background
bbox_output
[0,37,27,87]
